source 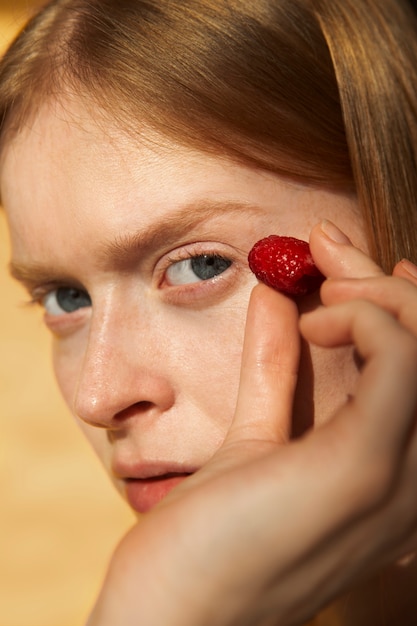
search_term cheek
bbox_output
[52,336,112,461]
[296,341,359,432]
[52,336,81,409]
[50,299,249,458]
[294,290,360,435]
[170,307,247,430]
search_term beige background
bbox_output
[0,3,135,626]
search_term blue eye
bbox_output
[43,287,91,315]
[166,254,232,285]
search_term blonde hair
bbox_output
[0,0,417,270]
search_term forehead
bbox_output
[0,96,361,279]
[0,95,304,221]
[0,98,157,187]
[0,96,273,195]
[0,98,279,257]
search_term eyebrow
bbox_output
[8,262,81,289]
[100,200,262,266]
[9,199,263,284]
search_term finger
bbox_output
[393,259,417,287]
[227,283,300,445]
[320,275,417,335]
[309,220,385,279]
[300,300,417,453]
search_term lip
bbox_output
[113,461,196,514]
[124,473,191,513]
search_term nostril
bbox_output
[108,402,157,442]
[75,371,175,429]
[114,401,154,421]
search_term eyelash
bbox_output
[158,240,239,288]
[27,244,239,313]
[160,247,232,280]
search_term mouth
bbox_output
[123,472,192,514]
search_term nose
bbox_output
[73,305,175,429]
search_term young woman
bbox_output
[1,0,417,624]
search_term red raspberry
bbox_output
[248,235,324,296]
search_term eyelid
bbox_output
[27,281,88,308]
[153,241,248,308]
[25,283,63,307]
[155,241,238,285]
[41,288,92,335]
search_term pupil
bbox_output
[191,255,232,280]
[57,287,91,312]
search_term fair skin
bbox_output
[2,96,417,625]
[1,97,363,512]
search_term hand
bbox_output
[87,223,417,626]
[309,220,417,572]
[310,219,417,336]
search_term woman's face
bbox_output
[1,99,365,514]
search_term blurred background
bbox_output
[0,3,135,626]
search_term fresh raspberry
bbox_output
[248,235,324,296]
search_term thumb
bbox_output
[226,284,300,445]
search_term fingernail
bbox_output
[399,258,417,279]
[320,220,352,245]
